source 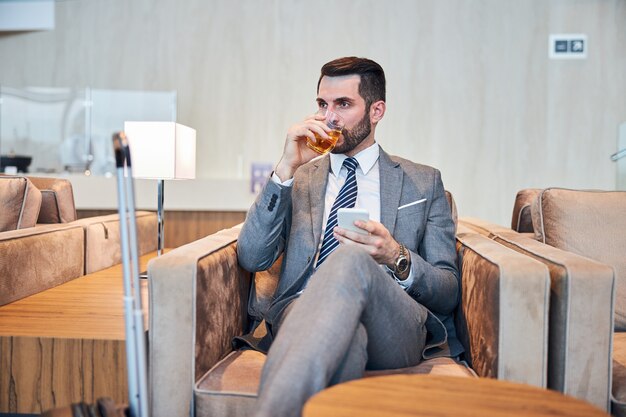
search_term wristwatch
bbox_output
[393,243,411,281]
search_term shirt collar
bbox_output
[329,142,380,177]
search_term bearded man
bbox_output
[237,57,461,417]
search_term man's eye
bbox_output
[339,102,350,108]
[318,103,328,109]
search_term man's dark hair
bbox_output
[317,57,386,109]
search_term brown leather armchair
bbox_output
[147,193,552,417]
[461,188,623,414]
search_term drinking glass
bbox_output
[306,109,344,155]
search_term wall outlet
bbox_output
[549,34,587,59]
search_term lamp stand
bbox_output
[138,179,165,280]
[157,179,165,256]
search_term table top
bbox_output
[0,252,156,340]
[303,375,609,417]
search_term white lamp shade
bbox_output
[124,121,196,180]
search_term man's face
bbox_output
[316,75,373,155]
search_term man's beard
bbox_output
[332,110,371,154]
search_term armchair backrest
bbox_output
[28,176,77,223]
[531,188,626,331]
[445,190,457,231]
[511,188,540,233]
[0,175,41,231]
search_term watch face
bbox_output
[397,257,409,273]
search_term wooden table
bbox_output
[303,375,609,417]
[0,253,155,414]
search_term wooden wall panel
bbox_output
[164,211,246,248]
[77,210,246,248]
[0,337,12,411]
[0,336,128,414]
[91,339,128,404]
[10,337,44,413]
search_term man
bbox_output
[237,57,461,417]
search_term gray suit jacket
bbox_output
[237,147,462,358]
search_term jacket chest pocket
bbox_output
[395,203,427,246]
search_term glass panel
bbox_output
[0,86,177,176]
[90,89,177,176]
[0,86,88,174]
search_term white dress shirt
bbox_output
[271,142,415,288]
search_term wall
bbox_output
[1,0,625,225]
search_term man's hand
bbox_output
[333,220,401,268]
[274,113,330,181]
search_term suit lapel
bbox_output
[379,149,403,236]
[308,156,329,246]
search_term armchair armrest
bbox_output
[456,230,550,387]
[495,231,614,410]
[460,218,615,410]
[148,224,251,417]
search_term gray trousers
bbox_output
[255,245,429,417]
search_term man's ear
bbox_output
[370,100,386,124]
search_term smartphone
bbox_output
[337,208,370,235]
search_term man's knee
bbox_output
[317,245,377,287]
[327,245,372,267]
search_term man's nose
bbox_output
[326,103,337,112]
[326,104,337,113]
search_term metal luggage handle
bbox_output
[112,132,149,417]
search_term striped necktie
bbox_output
[316,157,359,267]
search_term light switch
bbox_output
[549,34,588,59]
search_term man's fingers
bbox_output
[295,120,329,141]
[308,112,326,122]
[308,123,329,140]
[354,220,376,234]
[334,227,371,244]
[334,221,398,266]
[355,220,388,240]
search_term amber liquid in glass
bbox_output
[306,129,341,155]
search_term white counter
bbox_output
[52,174,256,211]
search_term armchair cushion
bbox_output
[531,188,626,330]
[195,350,473,417]
[29,176,77,223]
[0,175,42,231]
